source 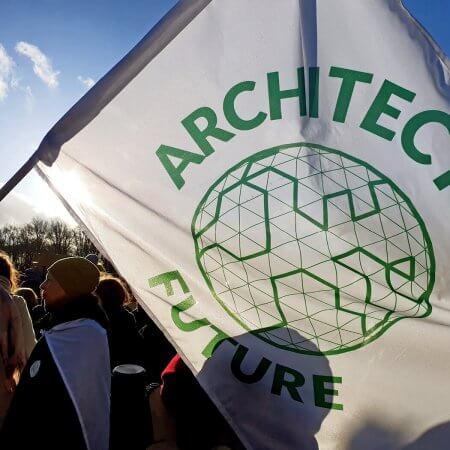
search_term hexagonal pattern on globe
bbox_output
[193,143,435,355]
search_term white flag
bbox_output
[36,1,450,449]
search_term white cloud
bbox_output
[15,41,59,88]
[0,190,43,225]
[0,44,16,101]
[0,183,75,227]
[77,75,95,89]
[23,85,34,112]
[0,78,7,101]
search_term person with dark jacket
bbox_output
[160,354,245,450]
[96,275,144,369]
[131,303,176,383]
[139,316,176,384]
[0,257,111,450]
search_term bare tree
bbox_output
[0,219,101,272]
[27,218,49,256]
[0,225,24,266]
[0,225,20,250]
[71,227,97,257]
[47,219,73,255]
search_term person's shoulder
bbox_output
[12,294,26,303]
[28,332,52,361]
[111,307,137,326]
[12,295,29,313]
[123,308,137,324]
[49,318,107,338]
[44,319,109,361]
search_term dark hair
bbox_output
[0,250,19,291]
[96,275,131,310]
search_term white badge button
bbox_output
[29,360,41,378]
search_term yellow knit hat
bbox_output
[48,257,100,298]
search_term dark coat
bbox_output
[105,307,144,369]
[140,319,176,383]
[0,337,88,450]
[0,294,111,450]
[161,355,245,450]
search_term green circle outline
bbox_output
[192,143,436,356]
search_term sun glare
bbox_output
[51,166,93,206]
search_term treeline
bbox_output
[0,217,97,271]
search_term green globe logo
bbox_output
[192,143,435,355]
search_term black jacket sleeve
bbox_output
[0,337,88,450]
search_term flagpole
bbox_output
[0,151,40,202]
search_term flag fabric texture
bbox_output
[35,1,450,449]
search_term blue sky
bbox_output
[0,0,448,225]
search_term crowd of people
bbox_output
[0,250,244,450]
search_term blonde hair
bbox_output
[0,250,20,292]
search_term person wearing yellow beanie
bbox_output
[0,257,111,450]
